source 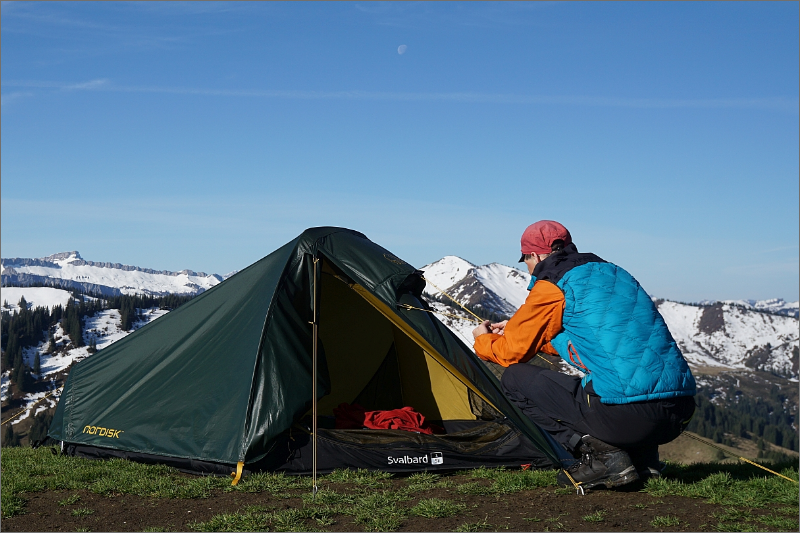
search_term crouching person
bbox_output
[472,220,696,490]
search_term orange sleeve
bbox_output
[473,280,564,367]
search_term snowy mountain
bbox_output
[1,251,223,296]
[420,256,800,379]
[722,298,798,318]
[1,302,167,414]
[421,256,529,317]
[1,287,73,313]
[3,252,797,434]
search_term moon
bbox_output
[397,45,407,55]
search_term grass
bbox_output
[1,445,230,517]
[2,446,798,532]
[651,514,680,527]
[57,493,81,506]
[405,471,441,492]
[455,466,556,496]
[644,462,799,508]
[582,509,606,522]
[410,497,466,518]
[226,471,311,494]
[454,516,494,532]
[711,506,800,532]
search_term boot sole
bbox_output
[582,465,640,490]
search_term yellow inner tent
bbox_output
[314,262,490,422]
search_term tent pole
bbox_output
[312,256,319,497]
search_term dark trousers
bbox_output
[501,363,695,459]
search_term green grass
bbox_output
[299,486,416,532]
[405,471,441,492]
[456,481,494,496]
[645,465,799,533]
[1,446,231,518]
[582,509,606,522]
[2,446,798,532]
[226,471,311,494]
[651,515,680,527]
[406,471,440,484]
[191,507,277,532]
[192,505,335,532]
[755,514,800,531]
[348,490,413,531]
[323,468,393,488]
[645,463,799,508]
[711,505,800,532]
[462,466,556,495]
[58,493,81,506]
[454,517,494,532]
[410,498,466,519]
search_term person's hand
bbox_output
[472,320,492,340]
[490,320,508,335]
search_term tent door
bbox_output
[315,259,499,422]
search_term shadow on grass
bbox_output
[662,459,799,483]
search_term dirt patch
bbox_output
[1,475,785,532]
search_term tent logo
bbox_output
[83,425,124,438]
[387,454,428,465]
[386,453,444,465]
[383,253,405,265]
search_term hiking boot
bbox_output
[557,435,639,490]
[638,466,664,480]
[628,446,665,480]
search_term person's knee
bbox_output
[500,363,527,393]
[501,363,545,395]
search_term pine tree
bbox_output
[3,331,19,371]
[3,423,21,447]
[12,363,31,392]
[33,352,41,376]
[12,349,23,374]
[28,411,53,444]
[47,330,56,354]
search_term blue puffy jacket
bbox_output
[529,244,696,404]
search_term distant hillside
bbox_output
[1,251,223,297]
[421,255,799,379]
[419,255,799,458]
[2,252,797,455]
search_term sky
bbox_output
[1,1,798,302]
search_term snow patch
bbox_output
[1,287,74,312]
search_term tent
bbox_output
[49,227,571,481]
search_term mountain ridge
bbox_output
[2,251,223,297]
[2,251,797,454]
[420,255,799,380]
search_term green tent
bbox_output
[49,227,568,480]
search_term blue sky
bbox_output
[2,1,798,302]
